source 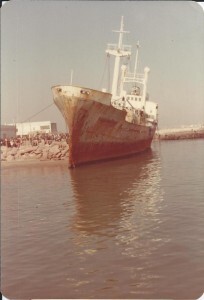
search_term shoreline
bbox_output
[1,126,203,167]
[1,158,69,169]
[2,138,203,169]
[1,140,69,163]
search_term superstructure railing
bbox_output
[106,44,132,53]
[124,73,145,83]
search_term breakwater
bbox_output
[155,125,204,140]
[1,140,69,162]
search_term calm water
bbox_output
[1,140,204,299]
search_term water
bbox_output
[1,140,204,299]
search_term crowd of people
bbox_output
[0,132,69,148]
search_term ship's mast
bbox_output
[133,41,140,78]
[70,69,73,85]
[142,67,150,106]
[106,16,131,99]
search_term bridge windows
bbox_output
[125,96,142,102]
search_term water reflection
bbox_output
[69,150,164,249]
[2,142,203,299]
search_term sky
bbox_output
[1,0,204,131]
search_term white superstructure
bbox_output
[106,16,158,126]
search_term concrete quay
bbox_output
[155,125,204,140]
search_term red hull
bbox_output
[52,86,156,167]
[70,139,152,167]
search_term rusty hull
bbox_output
[52,85,156,167]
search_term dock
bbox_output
[155,125,204,140]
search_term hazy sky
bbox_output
[1,0,204,131]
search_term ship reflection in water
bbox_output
[2,141,204,299]
[69,150,165,259]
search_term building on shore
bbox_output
[7,121,58,136]
[1,124,17,139]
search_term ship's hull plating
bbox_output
[52,86,156,167]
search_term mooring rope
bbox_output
[98,54,110,90]
[21,102,54,123]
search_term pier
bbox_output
[155,125,204,140]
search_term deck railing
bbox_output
[124,73,144,83]
[106,44,132,52]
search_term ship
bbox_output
[51,17,158,168]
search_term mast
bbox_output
[106,16,131,99]
[70,69,73,85]
[142,67,150,107]
[133,41,140,78]
[111,17,124,98]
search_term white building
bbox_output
[13,121,57,136]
